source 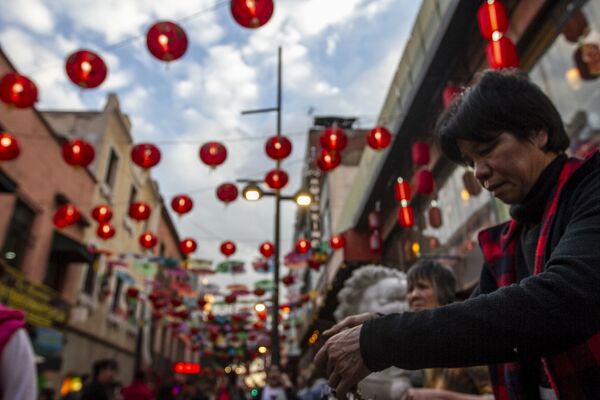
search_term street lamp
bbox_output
[242,184,263,201]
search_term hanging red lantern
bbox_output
[62,138,95,168]
[171,195,193,215]
[171,297,183,308]
[486,36,520,69]
[139,231,158,249]
[428,206,443,228]
[0,132,20,161]
[91,205,113,223]
[179,238,197,255]
[97,223,116,240]
[126,287,139,299]
[146,21,188,62]
[65,50,107,88]
[216,183,238,204]
[442,84,462,108]
[131,143,161,169]
[367,211,380,230]
[366,126,392,150]
[53,204,81,228]
[259,241,275,258]
[563,9,590,43]
[317,149,341,171]
[254,287,265,297]
[295,239,311,254]
[230,0,274,29]
[415,169,434,195]
[265,136,292,160]
[477,0,508,41]
[394,177,411,202]
[411,141,430,166]
[225,294,237,304]
[398,205,415,228]
[199,142,227,168]
[197,297,207,309]
[264,169,288,190]
[307,258,321,271]
[129,202,151,221]
[369,230,382,253]
[282,275,295,286]
[330,234,345,250]
[220,241,236,257]
[0,72,38,108]
[320,127,348,151]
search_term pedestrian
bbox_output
[256,365,296,400]
[80,359,119,400]
[0,304,37,399]
[121,370,154,400]
[315,68,600,399]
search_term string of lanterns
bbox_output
[478,0,519,69]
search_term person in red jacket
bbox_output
[121,370,154,400]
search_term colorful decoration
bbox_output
[415,169,434,195]
[216,183,238,204]
[563,9,589,43]
[129,202,151,221]
[230,0,274,29]
[224,294,237,304]
[265,136,292,160]
[265,169,288,189]
[53,204,81,228]
[411,141,430,166]
[320,127,348,151]
[366,126,392,150]
[486,36,519,69]
[367,211,380,230]
[65,50,107,88]
[477,0,508,41]
[139,231,158,249]
[62,139,95,168]
[179,238,197,255]
[295,239,311,254]
[259,241,274,258]
[0,72,37,108]
[253,288,265,296]
[171,195,193,215]
[95,222,114,239]
[91,205,113,223]
[146,21,188,62]
[199,142,227,168]
[317,149,341,171]
[131,143,161,169]
[398,205,415,228]
[281,275,295,286]
[220,241,236,257]
[394,177,411,202]
[0,132,20,161]
[369,230,381,253]
[330,234,345,250]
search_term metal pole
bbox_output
[272,46,282,367]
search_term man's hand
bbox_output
[314,324,371,398]
[322,312,376,338]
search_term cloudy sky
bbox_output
[0,0,421,295]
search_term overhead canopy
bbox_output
[50,231,94,264]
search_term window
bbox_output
[44,257,67,292]
[159,242,165,257]
[83,263,96,295]
[111,276,123,313]
[1,199,35,269]
[104,149,119,189]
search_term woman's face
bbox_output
[457,132,556,204]
[407,278,439,311]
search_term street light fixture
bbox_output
[293,191,312,207]
[242,184,263,201]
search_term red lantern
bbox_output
[62,139,95,167]
[394,177,411,202]
[486,36,520,69]
[369,230,382,253]
[259,241,274,258]
[563,9,589,43]
[197,297,207,309]
[265,169,288,190]
[477,0,509,41]
[265,136,292,160]
[295,239,311,254]
[126,287,139,299]
[254,288,265,297]
[0,72,38,108]
[199,142,227,168]
[53,204,81,228]
[366,126,392,150]
[398,206,415,228]
[368,211,380,230]
[231,0,274,29]
[171,195,193,215]
[0,132,20,161]
[216,183,238,204]
[317,149,341,171]
[171,297,183,308]
[411,141,430,166]
[282,275,295,286]
[129,202,151,221]
[442,84,462,108]
[415,169,434,195]
[139,232,158,249]
[330,234,345,250]
[131,143,161,169]
[179,238,197,255]
[428,206,443,228]
[91,205,113,223]
[220,241,236,257]
[225,294,237,304]
[320,127,348,151]
[65,50,107,88]
[97,223,116,240]
[307,258,321,271]
[146,21,188,62]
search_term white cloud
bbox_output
[2,0,55,34]
[326,33,339,56]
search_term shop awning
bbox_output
[50,232,94,264]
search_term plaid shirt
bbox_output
[478,154,600,399]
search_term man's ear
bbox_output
[534,129,549,149]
